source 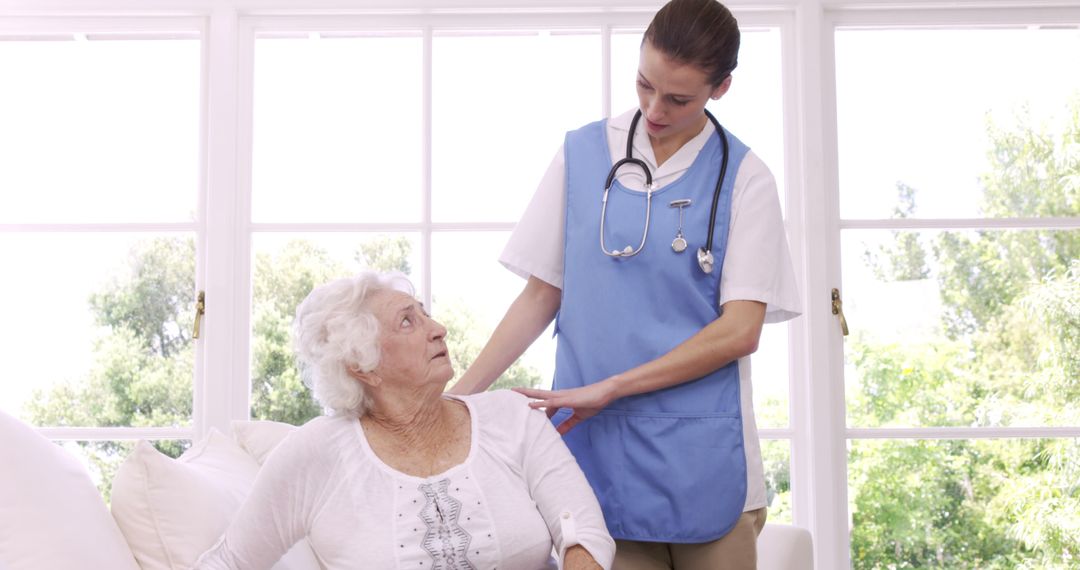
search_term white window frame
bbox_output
[4,2,1080,569]
[0,14,208,445]
[812,4,1080,569]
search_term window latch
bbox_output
[193,291,206,339]
[831,288,849,336]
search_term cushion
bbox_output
[0,409,140,570]
[231,419,297,465]
[758,523,814,570]
[111,429,319,570]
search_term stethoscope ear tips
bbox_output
[608,245,636,256]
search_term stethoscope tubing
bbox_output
[702,109,730,259]
[599,108,730,273]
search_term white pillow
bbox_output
[231,420,297,465]
[110,429,319,570]
[0,409,140,570]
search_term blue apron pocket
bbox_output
[561,410,747,543]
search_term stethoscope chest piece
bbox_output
[697,247,714,274]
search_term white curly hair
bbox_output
[292,270,414,417]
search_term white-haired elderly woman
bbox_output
[195,271,615,570]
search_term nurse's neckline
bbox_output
[647,113,711,168]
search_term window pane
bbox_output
[0,37,199,223]
[612,28,787,211]
[848,438,1080,569]
[431,231,553,390]
[842,229,1078,428]
[0,234,196,428]
[836,28,1080,219]
[250,232,421,423]
[252,35,423,223]
[761,438,792,524]
[754,323,790,428]
[432,31,602,222]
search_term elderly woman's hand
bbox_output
[513,380,618,435]
[564,544,603,569]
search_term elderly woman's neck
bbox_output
[363,389,459,443]
[360,390,471,478]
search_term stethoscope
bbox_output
[599,108,730,274]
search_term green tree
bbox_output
[848,101,1080,568]
[937,102,1079,339]
[28,237,196,500]
[249,239,348,424]
[27,237,196,439]
[850,439,1026,569]
[863,182,930,282]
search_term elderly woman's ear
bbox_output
[348,364,382,388]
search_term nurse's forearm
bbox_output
[608,299,766,399]
[450,275,562,394]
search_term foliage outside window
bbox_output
[30,237,197,499]
[845,101,1079,568]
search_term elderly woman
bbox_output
[195,271,614,570]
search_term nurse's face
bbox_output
[636,41,731,144]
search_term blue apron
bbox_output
[553,118,750,543]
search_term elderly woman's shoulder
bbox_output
[294,414,358,439]
[456,389,540,424]
[268,414,359,458]
[457,388,529,406]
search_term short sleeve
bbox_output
[499,146,567,289]
[719,152,803,324]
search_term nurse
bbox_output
[450,0,801,567]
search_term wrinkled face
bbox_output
[635,40,730,143]
[365,289,453,388]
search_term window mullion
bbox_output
[792,2,851,569]
[421,24,433,309]
[198,5,250,439]
[37,426,194,441]
[848,427,1080,439]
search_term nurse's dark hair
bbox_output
[644,0,740,87]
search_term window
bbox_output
[834,23,1080,568]
[0,25,203,493]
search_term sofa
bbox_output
[0,409,813,569]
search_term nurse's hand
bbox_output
[513,381,618,435]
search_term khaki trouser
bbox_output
[612,508,768,570]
